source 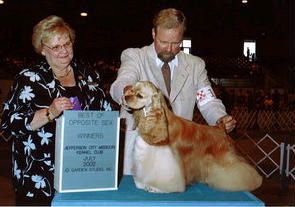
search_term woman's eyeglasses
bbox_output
[42,41,72,53]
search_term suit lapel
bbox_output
[170,53,189,103]
[146,44,170,97]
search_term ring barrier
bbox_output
[236,133,295,182]
[286,144,295,181]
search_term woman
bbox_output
[0,15,112,205]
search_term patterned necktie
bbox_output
[161,62,171,95]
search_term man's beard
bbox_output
[157,52,175,63]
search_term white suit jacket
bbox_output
[110,43,227,175]
[110,43,227,128]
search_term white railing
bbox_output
[285,144,295,181]
[236,132,295,182]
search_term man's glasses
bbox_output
[42,41,72,53]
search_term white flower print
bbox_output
[89,97,95,105]
[23,136,36,155]
[94,71,100,79]
[32,175,46,189]
[103,100,112,111]
[44,160,51,166]
[19,86,35,103]
[13,160,21,180]
[87,76,97,91]
[47,80,55,89]
[38,129,53,145]
[26,192,34,197]
[10,112,22,123]
[24,71,41,82]
[81,79,87,86]
[3,102,9,110]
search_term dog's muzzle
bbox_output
[121,95,133,111]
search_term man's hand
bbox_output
[217,115,237,133]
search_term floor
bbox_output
[0,138,294,206]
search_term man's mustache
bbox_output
[158,52,175,63]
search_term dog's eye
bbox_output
[136,94,143,98]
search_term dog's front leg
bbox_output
[132,135,186,193]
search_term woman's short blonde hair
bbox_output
[32,15,75,54]
[153,8,186,34]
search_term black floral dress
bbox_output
[1,60,112,205]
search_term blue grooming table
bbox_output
[51,175,264,206]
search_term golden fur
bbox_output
[123,81,262,192]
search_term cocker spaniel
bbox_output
[122,81,262,193]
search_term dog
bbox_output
[122,81,262,193]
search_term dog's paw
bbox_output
[144,185,165,193]
[134,178,166,193]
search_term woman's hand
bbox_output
[48,97,74,119]
[30,97,73,131]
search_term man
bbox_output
[110,8,237,175]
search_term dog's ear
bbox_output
[137,91,169,145]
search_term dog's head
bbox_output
[122,81,161,110]
[122,81,169,145]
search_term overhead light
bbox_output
[0,0,4,4]
[242,0,248,3]
[80,12,88,17]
